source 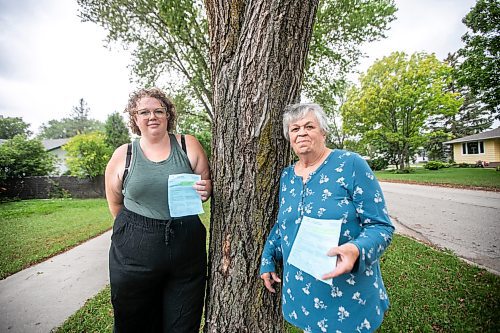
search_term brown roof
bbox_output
[444,127,500,144]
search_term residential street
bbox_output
[380,182,500,274]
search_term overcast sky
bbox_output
[0,0,477,135]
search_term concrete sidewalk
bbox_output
[0,230,111,333]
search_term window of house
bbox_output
[462,141,484,154]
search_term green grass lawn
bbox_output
[3,198,499,332]
[57,234,500,333]
[0,198,113,279]
[375,167,500,190]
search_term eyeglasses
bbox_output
[135,107,168,119]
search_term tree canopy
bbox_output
[77,0,213,119]
[424,52,494,161]
[104,112,130,149]
[63,132,112,178]
[0,135,55,182]
[305,0,396,104]
[172,91,211,157]
[38,98,103,139]
[0,117,32,139]
[342,52,462,169]
[77,0,396,122]
[457,0,499,118]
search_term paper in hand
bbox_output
[287,216,342,285]
[168,173,204,217]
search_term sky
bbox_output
[0,0,477,135]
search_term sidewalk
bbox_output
[0,230,111,333]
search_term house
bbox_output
[42,138,70,175]
[444,127,500,167]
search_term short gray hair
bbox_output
[282,103,329,141]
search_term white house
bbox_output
[42,138,70,175]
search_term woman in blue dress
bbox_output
[260,103,394,333]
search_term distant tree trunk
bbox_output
[203,1,319,331]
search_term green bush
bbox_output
[392,167,415,174]
[457,162,470,168]
[367,157,389,171]
[64,132,112,179]
[424,160,447,170]
[0,135,55,182]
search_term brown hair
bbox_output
[124,87,176,135]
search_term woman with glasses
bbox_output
[105,87,211,332]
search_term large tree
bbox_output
[203,1,319,331]
[425,53,493,161]
[38,98,103,139]
[342,52,462,169]
[0,117,32,139]
[457,0,499,119]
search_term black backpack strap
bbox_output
[181,134,187,154]
[122,143,132,190]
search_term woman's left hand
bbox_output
[193,179,212,202]
[322,243,360,280]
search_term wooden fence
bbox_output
[0,176,105,200]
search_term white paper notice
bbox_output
[168,174,204,217]
[287,216,343,285]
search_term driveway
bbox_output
[380,182,500,275]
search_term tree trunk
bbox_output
[203,0,319,331]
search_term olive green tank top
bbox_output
[123,134,193,219]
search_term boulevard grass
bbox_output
[0,198,112,279]
[375,167,500,190]
[55,204,500,332]
[2,199,498,331]
[56,235,500,333]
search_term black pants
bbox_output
[109,208,207,333]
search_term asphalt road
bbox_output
[380,182,500,275]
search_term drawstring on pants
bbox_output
[164,219,174,245]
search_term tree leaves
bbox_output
[457,0,499,118]
[0,135,55,182]
[342,52,461,169]
[63,132,112,179]
[104,112,130,149]
[0,117,32,139]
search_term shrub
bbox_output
[392,167,415,174]
[424,160,446,170]
[367,158,389,171]
[64,132,113,179]
[457,162,470,168]
[0,135,55,182]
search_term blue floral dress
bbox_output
[260,150,394,333]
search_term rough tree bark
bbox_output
[203,1,319,331]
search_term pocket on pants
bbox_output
[111,210,131,248]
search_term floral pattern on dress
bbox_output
[261,150,394,332]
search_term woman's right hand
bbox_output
[260,272,282,293]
